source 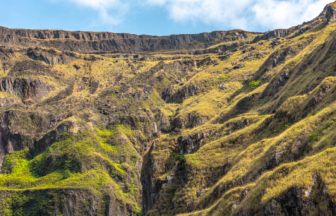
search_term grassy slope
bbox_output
[144,21,336,215]
[0,126,143,215]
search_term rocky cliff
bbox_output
[0,26,259,53]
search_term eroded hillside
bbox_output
[1,2,336,216]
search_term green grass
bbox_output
[249,80,261,89]
[0,126,143,214]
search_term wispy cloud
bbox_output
[50,0,333,31]
[143,0,250,30]
[252,0,332,30]
[145,0,333,31]
[51,0,129,25]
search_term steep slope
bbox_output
[0,2,336,216]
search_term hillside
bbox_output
[0,2,336,216]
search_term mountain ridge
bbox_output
[0,25,259,53]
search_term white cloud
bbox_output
[145,0,333,31]
[146,0,167,6]
[252,0,332,30]
[145,0,251,29]
[50,0,334,30]
[51,0,129,25]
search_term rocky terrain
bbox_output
[1,2,336,216]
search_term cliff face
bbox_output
[0,26,259,53]
[1,2,336,216]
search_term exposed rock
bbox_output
[162,83,202,103]
[197,190,205,197]
[176,132,207,155]
[167,175,175,185]
[0,26,260,53]
[0,188,134,216]
[194,40,251,55]
[172,111,208,129]
[154,109,171,133]
[327,4,336,24]
[236,177,336,216]
[233,64,244,69]
[27,47,74,65]
[0,77,54,103]
[197,57,218,67]
[219,82,227,90]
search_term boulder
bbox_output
[233,64,245,69]
[219,82,227,90]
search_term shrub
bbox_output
[249,80,261,89]
[217,74,228,82]
[62,170,71,179]
[309,132,319,142]
[170,153,186,163]
[169,112,176,117]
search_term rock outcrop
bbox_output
[0,26,259,53]
[27,47,76,65]
[327,4,336,24]
[0,77,53,103]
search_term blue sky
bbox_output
[0,0,333,36]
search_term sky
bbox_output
[0,0,334,36]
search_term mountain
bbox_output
[1,2,336,216]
